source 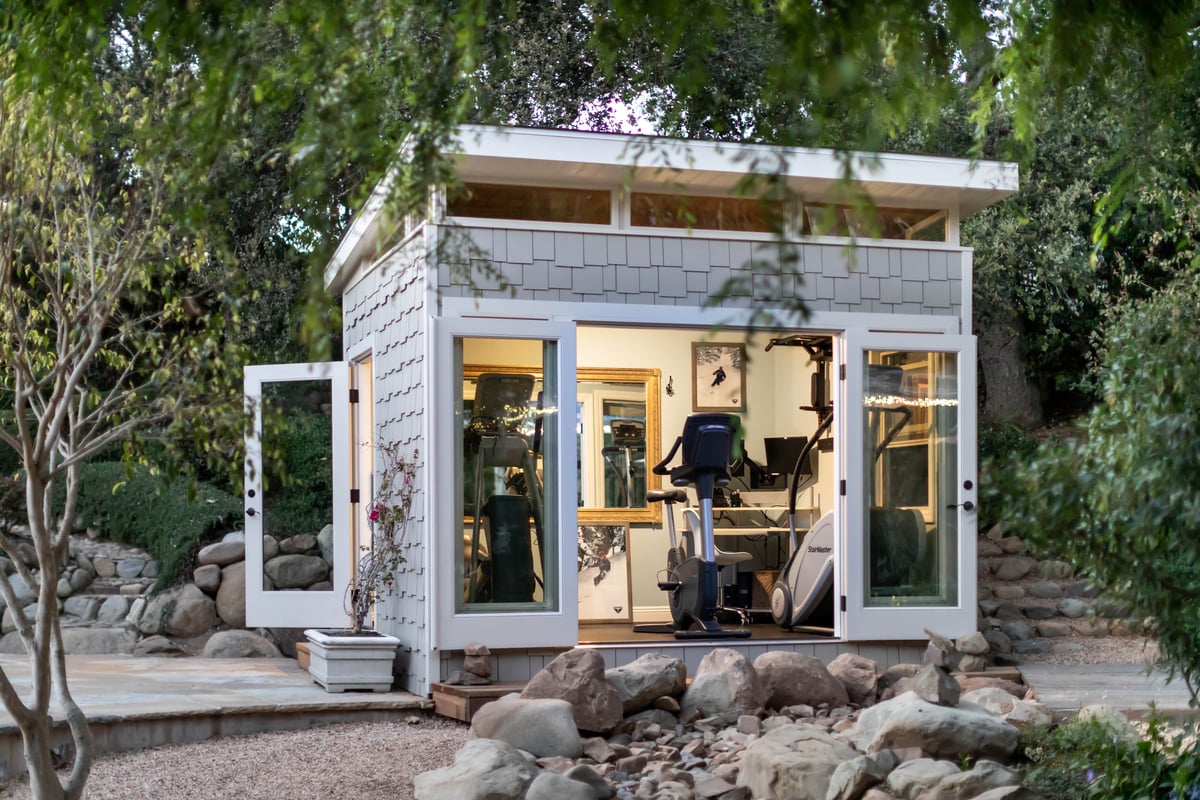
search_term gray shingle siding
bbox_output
[433,226,965,316]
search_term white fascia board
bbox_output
[452,126,1018,211]
[324,168,397,292]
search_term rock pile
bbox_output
[416,646,1053,800]
[977,524,1149,661]
[0,527,282,658]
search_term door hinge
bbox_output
[840,595,847,612]
[350,489,360,503]
[349,389,359,403]
[839,364,846,380]
[839,479,846,496]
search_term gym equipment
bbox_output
[633,414,752,639]
[764,335,837,632]
[601,418,646,507]
[765,338,928,631]
[464,373,544,604]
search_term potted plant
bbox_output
[305,442,417,693]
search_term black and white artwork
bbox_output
[692,342,746,412]
[577,523,631,622]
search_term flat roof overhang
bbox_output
[326,125,1018,292]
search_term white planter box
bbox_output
[303,629,400,693]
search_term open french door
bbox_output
[244,362,352,628]
[840,332,977,640]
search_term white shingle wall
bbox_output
[343,234,431,696]
[434,227,963,315]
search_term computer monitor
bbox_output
[764,436,810,479]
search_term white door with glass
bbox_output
[244,362,352,628]
[433,318,578,650]
[840,332,977,640]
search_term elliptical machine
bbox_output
[633,414,751,639]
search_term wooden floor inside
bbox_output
[578,621,835,645]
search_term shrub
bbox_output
[67,461,241,589]
[977,423,1042,530]
[1021,716,1200,800]
[1010,272,1200,699]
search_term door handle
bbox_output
[946,501,975,512]
[246,508,257,517]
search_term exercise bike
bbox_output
[632,414,751,640]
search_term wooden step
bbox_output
[430,681,525,723]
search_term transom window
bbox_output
[629,192,783,233]
[447,183,611,225]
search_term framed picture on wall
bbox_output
[692,342,746,412]
[577,523,632,622]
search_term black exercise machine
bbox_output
[633,413,751,639]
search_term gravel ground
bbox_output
[0,715,469,800]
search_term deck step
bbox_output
[431,682,525,722]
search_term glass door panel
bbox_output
[842,333,976,640]
[244,363,351,628]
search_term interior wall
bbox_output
[578,326,832,611]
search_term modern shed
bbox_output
[243,126,1018,696]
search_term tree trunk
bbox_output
[21,720,66,800]
[977,309,1044,428]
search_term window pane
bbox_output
[457,338,559,613]
[260,380,334,594]
[862,351,959,607]
[448,183,610,224]
[630,192,782,233]
[803,204,946,242]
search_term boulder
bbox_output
[68,568,94,593]
[469,698,583,758]
[196,539,245,567]
[753,651,847,710]
[851,691,1020,761]
[317,524,335,566]
[955,675,1026,699]
[414,738,538,800]
[134,635,186,656]
[827,652,879,705]
[737,723,859,800]
[606,653,687,714]
[1057,598,1090,619]
[521,648,624,734]
[993,556,1036,581]
[683,648,767,724]
[263,554,328,589]
[201,630,281,658]
[193,564,222,595]
[262,535,280,562]
[134,583,215,638]
[525,771,596,800]
[826,754,887,800]
[955,631,990,656]
[926,760,1023,800]
[461,641,492,681]
[886,758,961,799]
[63,596,101,621]
[215,562,246,628]
[912,664,960,706]
[279,534,318,555]
[116,558,146,579]
[961,688,1053,732]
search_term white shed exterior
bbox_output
[247,126,1017,697]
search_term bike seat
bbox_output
[646,489,688,504]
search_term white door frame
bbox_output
[431,317,579,650]
[244,362,352,628]
[839,331,978,640]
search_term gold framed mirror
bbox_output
[463,365,661,524]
